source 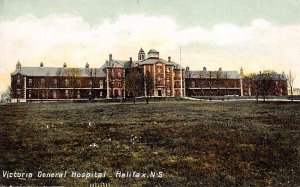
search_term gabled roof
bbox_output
[186,70,241,79]
[100,59,139,70]
[11,67,106,77]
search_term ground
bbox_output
[0,100,299,186]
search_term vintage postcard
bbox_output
[0,0,299,186]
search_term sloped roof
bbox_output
[253,73,287,80]
[186,70,241,79]
[11,67,106,77]
[137,58,183,69]
[100,59,139,69]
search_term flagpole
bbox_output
[180,46,183,97]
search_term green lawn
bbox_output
[0,101,299,186]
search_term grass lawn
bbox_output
[0,100,299,186]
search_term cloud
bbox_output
[0,14,300,92]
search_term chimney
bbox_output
[203,67,207,71]
[40,62,44,68]
[63,62,67,68]
[186,66,190,71]
[85,62,89,68]
[109,54,112,61]
[130,57,132,62]
[168,56,171,62]
[219,67,222,71]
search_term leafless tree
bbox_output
[125,69,144,104]
[67,68,81,101]
[287,70,296,101]
[224,72,230,96]
[144,71,154,104]
[56,69,65,100]
[215,71,222,96]
[86,68,99,100]
[1,86,12,103]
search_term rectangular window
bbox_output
[17,76,21,85]
[65,90,69,97]
[29,79,32,86]
[192,81,195,88]
[54,79,58,87]
[77,90,80,99]
[41,79,45,87]
[53,91,57,99]
[77,80,81,87]
[28,90,32,98]
[65,79,68,87]
[99,80,103,89]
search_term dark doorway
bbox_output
[158,90,162,96]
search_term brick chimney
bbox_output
[168,56,171,62]
[109,54,112,61]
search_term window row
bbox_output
[27,79,104,88]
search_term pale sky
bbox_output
[1,0,300,92]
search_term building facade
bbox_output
[10,48,288,102]
[185,67,242,97]
[11,62,106,102]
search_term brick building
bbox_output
[11,48,184,102]
[11,61,106,102]
[185,67,242,97]
[10,48,288,102]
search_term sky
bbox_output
[0,0,300,92]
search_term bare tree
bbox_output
[254,71,274,102]
[67,68,81,101]
[86,68,99,100]
[56,69,64,100]
[287,70,296,101]
[125,69,143,104]
[215,71,222,96]
[224,72,230,96]
[144,71,154,104]
[1,86,12,103]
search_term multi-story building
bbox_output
[101,48,184,98]
[241,71,288,96]
[11,61,106,102]
[185,67,242,97]
[11,48,184,102]
[10,48,288,102]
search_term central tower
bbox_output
[138,48,145,61]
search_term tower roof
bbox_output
[148,49,159,54]
[139,48,145,53]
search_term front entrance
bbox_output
[158,90,162,96]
